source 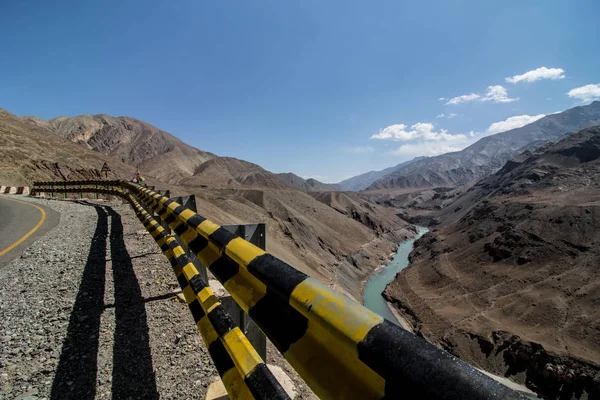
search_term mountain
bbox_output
[21,114,294,189]
[383,126,600,398]
[0,109,141,185]
[22,114,215,184]
[336,157,426,191]
[277,173,342,192]
[309,191,401,234]
[3,107,415,301]
[178,157,293,189]
[192,187,413,299]
[367,101,600,190]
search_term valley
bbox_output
[3,102,600,399]
[0,108,414,301]
[382,125,600,398]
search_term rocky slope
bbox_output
[367,101,600,190]
[22,114,294,189]
[3,107,414,300]
[178,157,293,190]
[277,173,341,192]
[182,187,413,299]
[384,126,600,399]
[0,109,142,185]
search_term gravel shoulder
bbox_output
[0,197,314,399]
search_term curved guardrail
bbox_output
[33,180,527,400]
[128,194,289,400]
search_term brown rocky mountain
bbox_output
[277,172,342,192]
[384,126,600,399]
[22,114,214,183]
[0,109,141,185]
[2,107,414,300]
[179,157,293,190]
[21,114,294,189]
[366,101,600,190]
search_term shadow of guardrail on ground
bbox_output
[50,202,158,400]
[50,204,108,399]
[107,207,159,400]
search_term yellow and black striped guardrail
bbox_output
[32,183,289,400]
[33,180,526,400]
[128,194,289,400]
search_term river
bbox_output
[363,226,429,326]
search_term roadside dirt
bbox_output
[0,197,315,399]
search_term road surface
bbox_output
[0,195,59,268]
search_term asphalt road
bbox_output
[0,195,60,268]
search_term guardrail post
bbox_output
[221,223,267,362]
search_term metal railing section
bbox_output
[32,180,526,400]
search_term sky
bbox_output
[1,1,599,183]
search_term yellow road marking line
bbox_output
[0,198,47,257]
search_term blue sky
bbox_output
[1,1,599,182]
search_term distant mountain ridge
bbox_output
[336,157,427,191]
[365,101,600,190]
[277,172,342,192]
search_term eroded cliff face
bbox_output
[383,126,600,399]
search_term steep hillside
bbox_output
[336,157,426,191]
[0,109,142,185]
[176,157,292,189]
[368,101,600,190]
[22,114,294,189]
[22,114,215,183]
[4,107,415,301]
[384,126,600,399]
[278,173,342,191]
[165,187,413,300]
[310,191,400,234]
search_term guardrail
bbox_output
[32,180,527,400]
[0,185,30,195]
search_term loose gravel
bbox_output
[0,197,315,399]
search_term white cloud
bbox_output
[445,93,480,105]
[370,122,466,142]
[344,146,375,154]
[481,85,518,103]
[390,143,462,156]
[486,114,546,135]
[438,97,446,101]
[446,85,518,105]
[567,84,600,103]
[506,67,565,84]
[436,113,457,119]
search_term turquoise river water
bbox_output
[362,226,429,325]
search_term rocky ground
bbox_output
[0,196,315,400]
[383,127,600,399]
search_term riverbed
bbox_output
[363,226,429,327]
